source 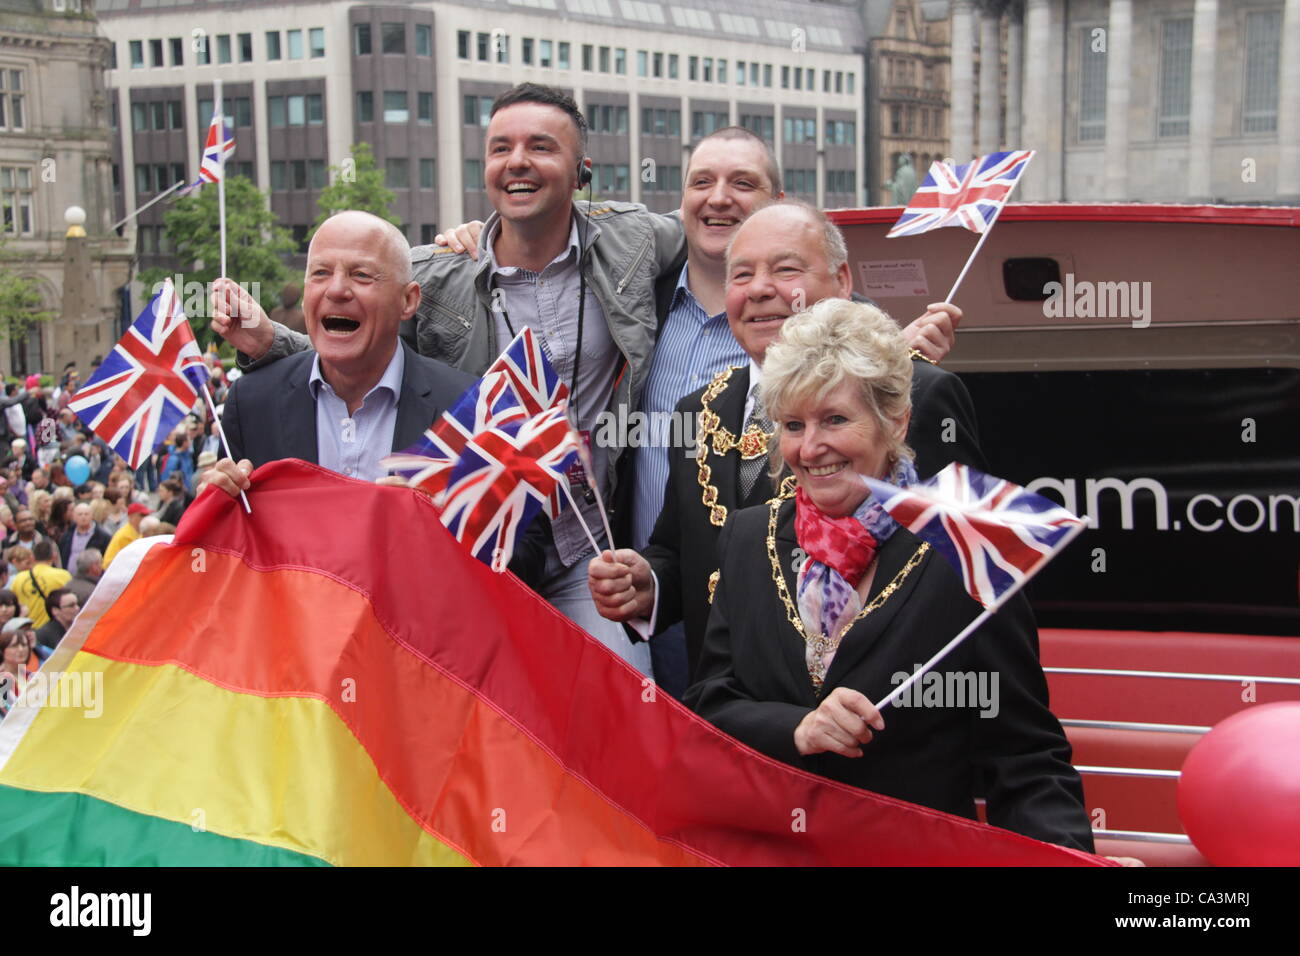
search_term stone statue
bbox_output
[885,155,918,205]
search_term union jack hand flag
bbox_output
[438,405,581,571]
[69,279,210,470]
[191,110,235,188]
[381,369,526,491]
[886,150,1035,238]
[863,462,1084,608]
[383,327,572,515]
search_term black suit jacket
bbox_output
[58,525,113,571]
[642,359,987,679]
[221,341,474,469]
[684,499,1094,852]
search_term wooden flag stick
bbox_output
[942,152,1035,303]
[201,386,251,515]
[876,520,1085,711]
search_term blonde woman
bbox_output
[685,300,1092,852]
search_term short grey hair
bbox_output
[317,211,412,285]
[760,298,914,478]
[724,200,849,274]
[76,548,102,575]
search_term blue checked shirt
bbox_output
[630,264,747,550]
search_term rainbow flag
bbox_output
[0,461,1105,866]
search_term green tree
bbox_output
[311,143,399,238]
[138,176,295,342]
[0,237,56,344]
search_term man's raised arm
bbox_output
[210,277,312,370]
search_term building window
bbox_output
[356,91,373,123]
[129,39,144,68]
[477,33,490,62]
[652,52,662,78]
[385,158,409,189]
[497,34,510,64]
[149,38,163,68]
[217,34,232,64]
[419,158,435,189]
[785,168,816,196]
[268,93,323,127]
[420,224,438,245]
[847,73,855,95]
[890,105,902,136]
[266,31,281,60]
[310,160,327,189]
[1078,29,1107,142]
[558,42,570,69]
[593,163,629,193]
[582,44,593,71]
[688,57,697,81]
[269,160,285,190]
[836,70,844,93]
[615,48,626,75]
[826,169,856,195]
[415,24,432,57]
[169,37,184,67]
[641,107,680,136]
[384,91,409,123]
[1,166,35,236]
[236,32,252,62]
[718,59,727,84]
[523,37,534,65]
[763,64,772,87]
[457,30,470,60]
[382,23,405,55]
[287,29,303,59]
[1158,18,1192,137]
[464,158,484,190]
[637,50,647,77]
[643,164,681,192]
[1242,9,1281,133]
[417,91,433,123]
[823,69,830,93]
[691,111,728,139]
[0,70,25,132]
[824,119,855,146]
[703,57,712,82]
[736,61,745,85]
[782,116,816,144]
[355,24,372,56]
[196,36,210,66]
[310,28,325,59]
[599,46,610,72]
[540,39,553,68]
[781,65,789,89]
[589,104,628,134]
[463,95,491,127]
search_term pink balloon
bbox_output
[1178,701,1300,866]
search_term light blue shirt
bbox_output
[308,344,404,482]
[631,264,747,550]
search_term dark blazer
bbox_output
[642,359,987,679]
[685,498,1094,852]
[58,525,113,571]
[221,341,474,469]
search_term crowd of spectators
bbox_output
[0,349,233,712]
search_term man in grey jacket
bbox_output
[211,84,683,677]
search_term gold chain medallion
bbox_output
[764,497,928,691]
[695,366,773,527]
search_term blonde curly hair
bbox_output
[759,298,914,479]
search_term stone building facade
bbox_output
[951,0,1299,203]
[1,0,132,379]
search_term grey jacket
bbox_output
[254,200,686,488]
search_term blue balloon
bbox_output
[64,455,91,485]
